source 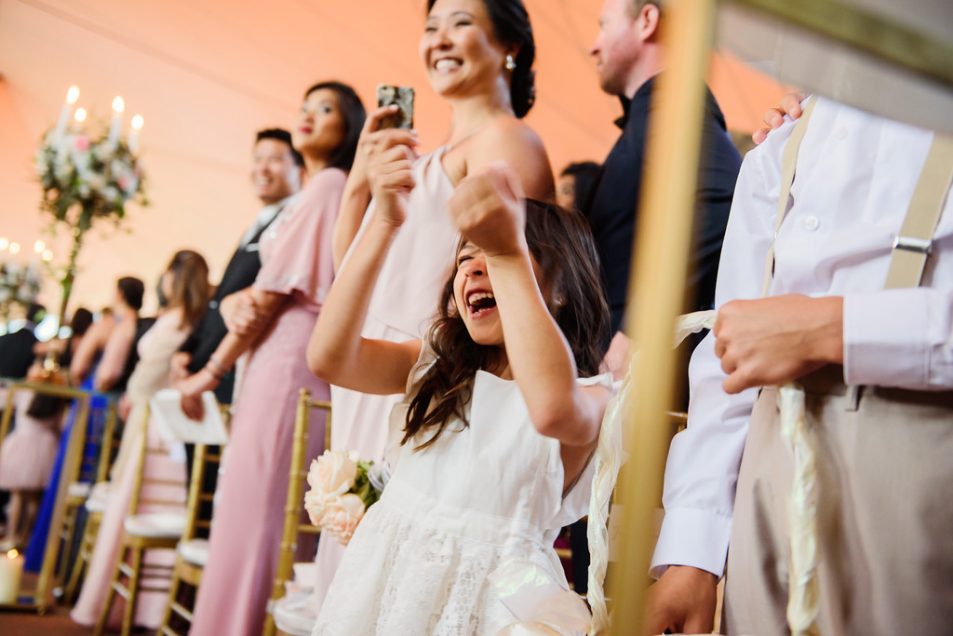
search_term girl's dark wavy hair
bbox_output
[426,0,537,118]
[303,81,366,171]
[403,200,610,449]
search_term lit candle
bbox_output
[129,114,144,153]
[8,242,20,256]
[108,95,125,144]
[42,249,54,262]
[54,85,80,142]
[0,549,24,604]
[73,107,88,131]
[33,240,45,254]
[0,237,8,251]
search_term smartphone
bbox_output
[376,84,415,130]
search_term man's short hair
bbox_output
[628,0,661,18]
[256,128,304,168]
[117,276,145,311]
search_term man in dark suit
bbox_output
[588,0,742,374]
[169,128,302,535]
[0,303,45,379]
[171,128,303,406]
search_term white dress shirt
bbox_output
[651,97,953,578]
[238,194,296,249]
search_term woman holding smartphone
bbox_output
[309,0,554,612]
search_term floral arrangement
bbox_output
[33,87,147,335]
[0,260,42,327]
[304,450,389,546]
[36,127,146,230]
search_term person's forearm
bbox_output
[205,290,285,372]
[94,330,134,391]
[332,180,371,270]
[309,217,399,384]
[486,252,597,445]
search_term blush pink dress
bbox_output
[0,390,61,491]
[189,168,344,636]
[310,148,458,611]
[70,309,191,629]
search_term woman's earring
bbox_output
[504,54,517,72]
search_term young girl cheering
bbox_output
[307,157,611,634]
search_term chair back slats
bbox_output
[262,389,333,636]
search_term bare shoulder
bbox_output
[468,118,554,200]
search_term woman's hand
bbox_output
[352,105,418,193]
[176,369,219,421]
[220,289,268,337]
[366,134,417,229]
[118,394,132,421]
[448,162,526,258]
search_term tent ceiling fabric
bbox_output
[0,0,788,311]
[717,0,953,134]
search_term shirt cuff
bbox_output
[843,288,928,387]
[649,507,732,579]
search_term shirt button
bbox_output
[803,215,820,231]
[835,127,848,140]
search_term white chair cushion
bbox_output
[84,494,109,513]
[68,482,91,499]
[124,512,186,538]
[177,538,209,566]
[272,590,317,636]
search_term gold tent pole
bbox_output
[607,0,716,633]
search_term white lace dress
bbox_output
[312,366,607,636]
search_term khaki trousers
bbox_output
[724,370,953,635]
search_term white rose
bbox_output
[308,450,358,498]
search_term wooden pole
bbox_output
[607,0,716,633]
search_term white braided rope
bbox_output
[778,384,820,636]
[586,311,716,635]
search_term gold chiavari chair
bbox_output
[0,381,93,612]
[263,389,332,636]
[157,403,231,636]
[63,409,126,602]
[94,405,188,635]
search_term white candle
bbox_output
[54,85,80,143]
[129,114,144,153]
[73,106,87,132]
[109,95,125,144]
[0,549,24,604]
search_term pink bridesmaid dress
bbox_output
[311,147,458,610]
[189,168,344,636]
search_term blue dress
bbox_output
[25,375,108,572]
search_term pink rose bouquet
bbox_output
[303,450,388,546]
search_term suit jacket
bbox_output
[588,75,742,337]
[0,326,38,379]
[180,212,280,402]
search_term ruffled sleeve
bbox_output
[253,168,346,308]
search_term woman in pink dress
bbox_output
[70,250,210,630]
[182,81,365,636]
[308,0,555,611]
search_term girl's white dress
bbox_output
[313,359,608,636]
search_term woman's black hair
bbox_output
[303,81,367,171]
[427,0,536,118]
[560,161,602,220]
